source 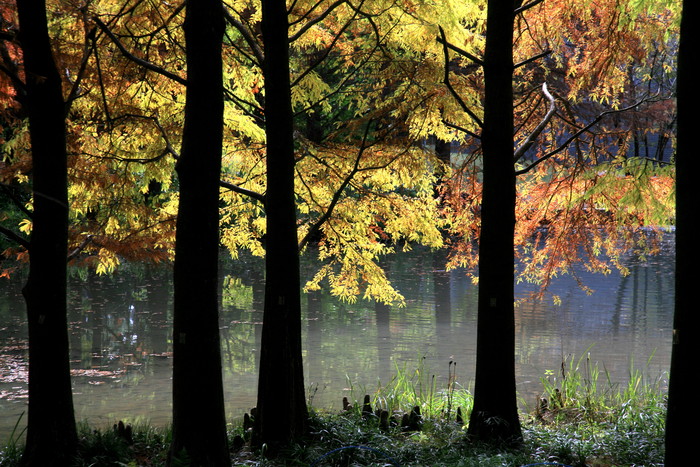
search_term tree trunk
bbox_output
[16,0,77,464]
[253,0,309,450]
[169,0,229,464]
[665,0,698,463]
[467,0,522,445]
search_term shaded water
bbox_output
[0,237,675,441]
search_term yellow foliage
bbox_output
[0,0,677,305]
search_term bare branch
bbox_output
[443,119,480,140]
[223,87,264,124]
[0,224,29,250]
[514,49,550,69]
[515,0,546,16]
[515,93,662,176]
[514,82,557,161]
[219,179,266,207]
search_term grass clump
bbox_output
[343,358,472,426]
[0,420,172,467]
[0,414,24,467]
[523,350,666,466]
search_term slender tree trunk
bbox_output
[16,0,77,464]
[467,0,522,445]
[665,0,698,463]
[253,0,309,450]
[169,0,229,464]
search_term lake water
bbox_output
[0,236,675,442]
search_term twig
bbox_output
[93,17,187,86]
[438,26,483,128]
[514,82,557,161]
[515,93,663,176]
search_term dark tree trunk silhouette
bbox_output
[665,0,698,463]
[467,0,522,444]
[169,0,229,464]
[253,0,309,450]
[16,0,78,464]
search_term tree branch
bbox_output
[291,11,383,118]
[93,17,187,86]
[0,183,33,219]
[298,120,372,250]
[289,0,348,42]
[67,234,94,263]
[223,8,264,66]
[442,119,481,140]
[290,2,360,88]
[438,26,483,128]
[514,82,557,161]
[514,49,550,69]
[435,30,484,67]
[65,26,97,114]
[0,224,29,250]
[219,179,266,207]
[515,0,546,16]
[515,93,662,176]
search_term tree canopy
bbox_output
[1,0,677,301]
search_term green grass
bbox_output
[343,358,472,423]
[0,413,25,466]
[1,353,667,466]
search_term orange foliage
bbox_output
[1,0,183,275]
[436,0,677,293]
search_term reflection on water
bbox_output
[0,236,675,441]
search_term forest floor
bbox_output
[0,403,665,466]
[1,358,667,466]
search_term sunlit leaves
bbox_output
[515,0,677,106]
[292,138,443,303]
[0,0,187,274]
[511,158,673,296]
[0,0,678,304]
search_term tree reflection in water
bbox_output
[0,240,675,440]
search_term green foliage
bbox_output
[528,350,666,465]
[351,359,473,423]
[536,349,666,424]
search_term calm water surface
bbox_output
[0,237,675,441]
